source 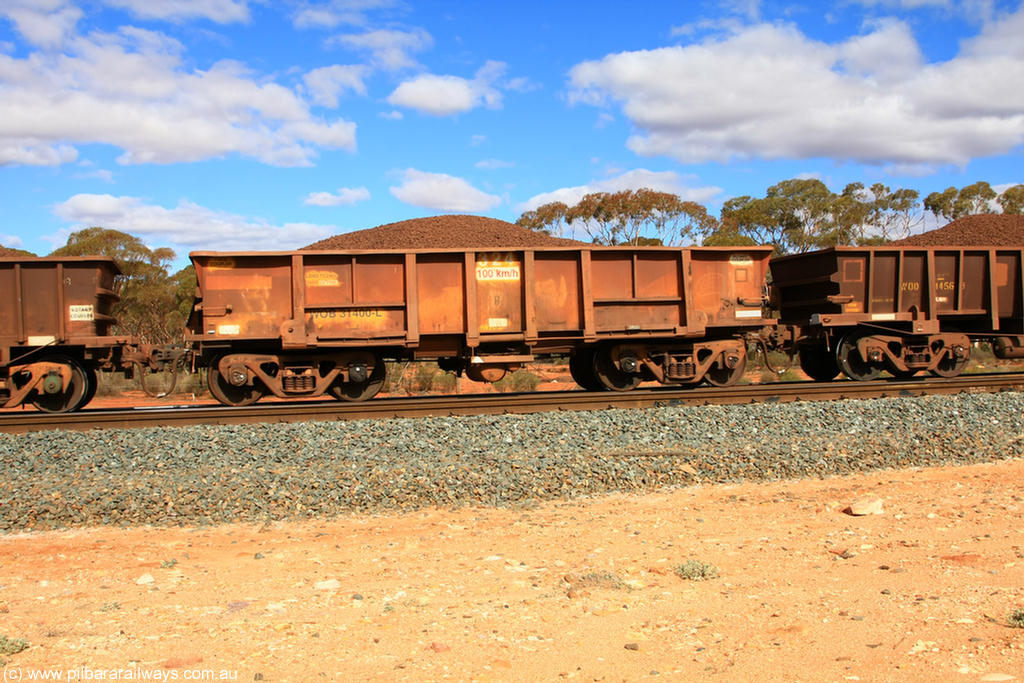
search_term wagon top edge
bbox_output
[771,245,1024,262]
[189,245,777,258]
[0,255,121,274]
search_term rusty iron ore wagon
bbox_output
[0,257,172,412]
[771,246,1024,381]
[187,246,776,406]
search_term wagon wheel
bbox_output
[836,334,881,381]
[207,356,264,407]
[885,359,918,380]
[798,344,840,382]
[930,350,969,378]
[330,355,386,402]
[81,366,99,408]
[569,348,603,391]
[31,355,91,413]
[705,349,748,387]
[592,346,642,392]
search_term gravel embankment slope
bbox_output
[3,392,1022,532]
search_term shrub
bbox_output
[433,371,458,394]
[0,635,28,656]
[494,369,541,393]
[674,560,720,581]
[1009,608,1024,628]
[413,363,440,392]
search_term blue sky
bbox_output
[1,0,1022,268]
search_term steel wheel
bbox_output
[798,344,840,382]
[81,366,99,409]
[31,356,90,413]
[885,359,918,380]
[207,357,264,406]
[930,350,969,378]
[330,355,386,402]
[593,346,642,392]
[569,348,603,391]
[705,349,747,387]
[836,334,881,381]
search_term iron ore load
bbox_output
[0,256,174,412]
[186,246,775,405]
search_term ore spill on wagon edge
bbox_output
[2,392,1023,531]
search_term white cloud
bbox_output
[53,194,334,251]
[519,169,721,212]
[0,140,78,166]
[74,167,115,182]
[303,186,371,206]
[303,64,368,106]
[1,233,24,248]
[101,0,251,23]
[568,13,1024,167]
[379,110,403,120]
[475,159,514,169]
[0,0,82,48]
[0,25,357,167]
[389,169,501,212]
[332,28,432,70]
[292,0,401,29]
[387,61,504,116]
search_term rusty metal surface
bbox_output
[189,246,776,354]
[0,257,121,351]
[771,246,1024,329]
[5,373,1024,434]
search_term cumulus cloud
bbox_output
[389,169,501,212]
[568,13,1024,167]
[303,64,369,107]
[0,0,83,48]
[292,0,402,29]
[302,186,371,206]
[53,193,335,251]
[519,169,721,212]
[0,25,357,167]
[387,61,505,116]
[332,28,433,70]
[101,0,251,23]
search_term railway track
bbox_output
[3,372,1024,434]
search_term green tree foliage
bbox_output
[49,227,191,344]
[517,189,717,246]
[997,184,1024,214]
[714,179,921,253]
[924,182,997,221]
[516,201,569,237]
[861,183,922,244]
[717,179,834,254]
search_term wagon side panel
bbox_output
[192,254,296,341]
[689,248,773,328]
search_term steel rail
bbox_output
[3,373,1024,434]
